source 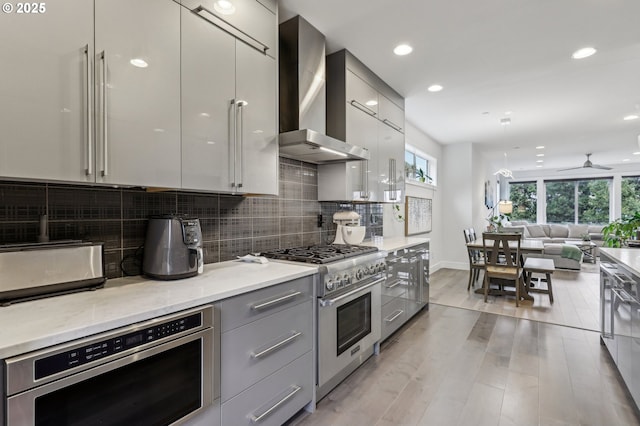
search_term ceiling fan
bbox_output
[558,153,612,171]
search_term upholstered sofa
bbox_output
[502,221,605,270]
[503,221,605,246]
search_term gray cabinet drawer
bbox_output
[381,296,407,342]
[221,352,313,426]
[221,300,313,401]
[221,276,313,332]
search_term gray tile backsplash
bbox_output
[0,158,385,279]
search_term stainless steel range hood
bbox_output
[279,16,369,164]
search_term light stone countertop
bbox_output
[600,247,640,278]
[0,260,318,359]
[360,236,429,252]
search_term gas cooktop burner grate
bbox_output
[261,244,378,264]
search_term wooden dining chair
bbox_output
[464,228,484,290]
[481,232,524,306]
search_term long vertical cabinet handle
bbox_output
[389,158,397,201]
[236,100,247,189]
[100,51,108,177]
[230,99,237,189]
[84,44,93,177]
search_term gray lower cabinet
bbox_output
[219,275,314,425]
[381,242,429,342]
[600,252,640,407]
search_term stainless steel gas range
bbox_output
[262,244,387,400]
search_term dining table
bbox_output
[466,238,545,301]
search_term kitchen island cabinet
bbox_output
[180,4,278,195]
[600,248,640,408]
[0,0,182,188]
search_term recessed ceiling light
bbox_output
[624,114,639,121]
[572,47,597,59]
[536,160,544,163]
[633,152,640,155]
[504,111,513,115]
[536,154,544,157]
[500,118,511,126]
[623,158,630,162]
[536,165,543,168]
[365,100,378,106]
[427,84,443,92]
[214,0,235,14]
[393,44,413,56]
[536,146,545,149]
[130,58,148,68]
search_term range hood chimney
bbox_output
[279,16,369,164]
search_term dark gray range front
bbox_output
[262,244,386,400]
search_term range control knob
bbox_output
[326,280,334,291]
[355,268,364,280]
[342,274,351,286]
[369,264,376,273]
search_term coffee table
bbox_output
[565,240,597,263]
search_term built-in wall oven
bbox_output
[3,305,219,426]
[261,244,386,400]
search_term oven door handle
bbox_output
[320,276,385,307]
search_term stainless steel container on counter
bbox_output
[0,241,105,305]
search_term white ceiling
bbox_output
[278,0,640,174]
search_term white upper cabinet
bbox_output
[322,49,405,202]
[0,2,94,182]
[181,8,236,192]
[378,94,404,134]
[346,71,379,117]
[0,0,181,188]
[181,0,277,58]
[94,0,181,188]
[181,4,277,195]
[235,42,278,195]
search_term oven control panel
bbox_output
[324,260,386,293]
[34,312,202,380]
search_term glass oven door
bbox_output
[7,330,213,426]
[336,293,371,356]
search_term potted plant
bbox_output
[603,212,640,247]
[486,213,509,232]
[416,168,431,183]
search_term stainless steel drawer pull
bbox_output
[385,279,403,289]
[251,331,302,359]
[251,291,302,310]
[385,310,404,323]
[350,100,377,116]
[250,385,302,423]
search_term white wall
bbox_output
[383,122,444,271]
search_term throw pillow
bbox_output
[588,225,604,233]
[568,224,589,239]
[549,224,569,238]
[527,225,546,238]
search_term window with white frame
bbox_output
[405,148,436,185]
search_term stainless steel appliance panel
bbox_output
[317,277,382,397]
[5,306,217,426]
[0,242,105,304]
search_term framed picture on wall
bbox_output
[405,196,432,235]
